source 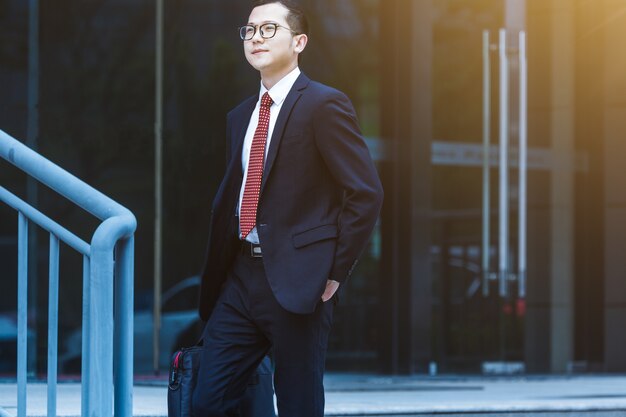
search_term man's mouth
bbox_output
[252,49,268,55]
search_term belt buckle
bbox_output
[250,244,262,258]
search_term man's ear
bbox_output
[294,34,308,54]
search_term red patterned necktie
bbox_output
[240,92,273,239]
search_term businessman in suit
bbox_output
[192,1,383,416]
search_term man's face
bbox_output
[244,3,302,75]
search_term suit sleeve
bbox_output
[313,90,384,283]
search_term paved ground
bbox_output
[1,374,626,416]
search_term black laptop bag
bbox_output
[168,346,276,417]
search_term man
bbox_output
[192,1,383,416]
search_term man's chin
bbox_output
[246,55,267,69]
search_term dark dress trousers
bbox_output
[193,73,383,417]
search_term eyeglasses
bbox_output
[239,22,297,41]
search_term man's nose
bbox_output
[251,28,264,42]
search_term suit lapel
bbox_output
[261,73,310,193]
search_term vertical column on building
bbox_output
[379,0,433,374]
[525,0,576,373]
[603,0,626,372]
[547,0,576,373]
[409,0,434,375]
[572,0,605,372]
[524,0,551,374]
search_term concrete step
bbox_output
[1,375,626,416]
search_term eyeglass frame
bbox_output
[239,22,299,41]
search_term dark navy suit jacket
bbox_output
[198,73,383,320]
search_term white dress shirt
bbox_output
[238,66,301,243]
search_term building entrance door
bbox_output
[381,0,599,375]
[430,0,527,374]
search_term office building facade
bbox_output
[1,0,625,375]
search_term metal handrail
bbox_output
[0,129,137,417]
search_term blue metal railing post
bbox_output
[87,215,136,416]
[17,213,28,417]
[115,236,135,417]
[47,234,59,417]
[80,255,90,417]
[88,241,115,417]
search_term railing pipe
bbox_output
[0,130,133,221]
[80,255,90,417]
[87,216,136,417]
[17,213,28,417]
[115,236,135,417]
[47,234,59,417]
[87,244,114,417]
[0,187,90,256]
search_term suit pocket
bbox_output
[292,224,338,249]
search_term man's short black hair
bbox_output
[252,0,309,36]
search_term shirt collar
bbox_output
[259,67,301,107]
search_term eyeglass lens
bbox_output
[241,23,277,40]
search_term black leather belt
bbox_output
[241,240,262,258]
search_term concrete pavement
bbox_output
[1,374,626,416]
